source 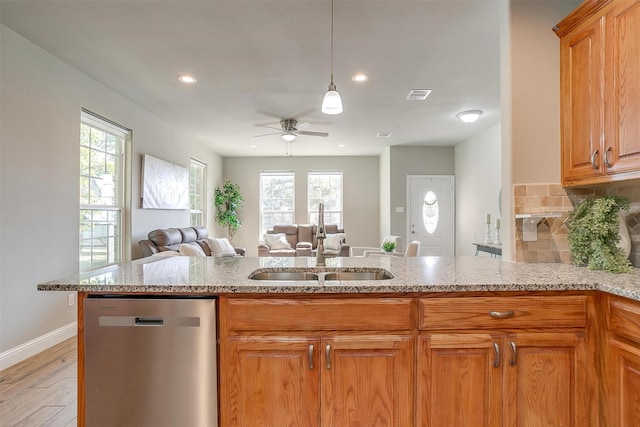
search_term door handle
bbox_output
[325,344,332,369]
[493,342,500,368]
[590,150,599,169]
[605,147,613,168]
[510,341,517,367]
[308,344,314,370]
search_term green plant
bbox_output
[214,181,244,241]
[567,195,632,273]
[382,241,396,253]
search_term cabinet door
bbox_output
[321,334,414,427]
[417,334,502,427]
[504,332,588,427]
[560,15,605,185]
[223,336,320,427]
[609,339,640,427]
[604,0,640,176]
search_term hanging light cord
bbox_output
[329,0,335,87]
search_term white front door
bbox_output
[407,175,455,256]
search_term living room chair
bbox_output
[350,235,404,257]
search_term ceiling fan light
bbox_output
[322,86,343,115]
[457,110,483,123]
[281,129,296,142]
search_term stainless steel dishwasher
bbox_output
[84,296,217,427]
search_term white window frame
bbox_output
[259,171,295,238]
[190,159,207,227]
[307,171,343,227]
[80,110,128,272]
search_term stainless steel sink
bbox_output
[248,268,394,282]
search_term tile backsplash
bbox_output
[513,181,640,267]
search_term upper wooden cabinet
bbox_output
[555,0,640,187]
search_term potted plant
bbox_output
[567,195,632,273]
[214,181,244,241]
[382,241,396,253]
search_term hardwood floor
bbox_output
[0,337,77,426]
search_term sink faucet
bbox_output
[316,203,327,266]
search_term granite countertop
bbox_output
[37,255,640,301]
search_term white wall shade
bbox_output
[322,89,343,115]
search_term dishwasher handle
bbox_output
[135,317,164,326]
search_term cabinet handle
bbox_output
[510,341,517,367]
[493,342,500,368]
[605,147,613,168]
[590,150,599,169]
[308,344,314,370]
[325,344,332,369]
[489,310,514,318]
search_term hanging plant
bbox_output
[567,195,632,273]
[214,181,244,241]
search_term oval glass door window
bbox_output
[423,190,439,234]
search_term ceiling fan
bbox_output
[254,119,329,142]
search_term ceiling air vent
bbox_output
[406,89,432,101]
[376,132,393,138]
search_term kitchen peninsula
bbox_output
[39,256,640,426]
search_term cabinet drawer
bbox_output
[610,297,640,345]
[419,295,587,330]
[224,297,413,331]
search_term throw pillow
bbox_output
[152,251,181,257]
[264,233,292,250]
[323,233,345,251]
[206,237,237,257]
[178,243,206,257]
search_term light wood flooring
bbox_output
[0,337,77,426]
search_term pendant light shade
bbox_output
[322,0,342,115]
[322,81,343,115]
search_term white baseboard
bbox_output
[0,322,77,371]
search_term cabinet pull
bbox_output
[493,342,500,368]
[325,344,332,369]
[489,310,515,318]
[605,147,613,168]
[308,344,314,370]
[510,341,517,367]
[590,150,599,169]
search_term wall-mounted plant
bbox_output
[567,195,632,273]
[214,181,244,241]
[382,241,396,253]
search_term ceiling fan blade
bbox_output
[254,131,281,138]
[298,131,329,137]
[255,123,282,131]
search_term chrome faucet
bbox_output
[316,203,327,266]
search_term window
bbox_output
[260,172,295,237]
[190,159,207,227]
[79,110,128,272]
[308,171,343,227]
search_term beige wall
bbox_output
[222,156,380,256]
[0,25,223,355]
[455,123,502,256]
[388,146,455,238]
[379,147,391,239]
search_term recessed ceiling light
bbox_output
[178,75,197,84]
[249,144,257,148]
[351,73,369,82]
[456,110,483,123]
[338,144,346,148]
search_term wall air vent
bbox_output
[406,89,432,101]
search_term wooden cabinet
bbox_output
[555,0,640,186]
[219,297,415,427]
[607,296,640,427]
[418,296,589,426]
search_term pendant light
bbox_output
[321,0,343,115]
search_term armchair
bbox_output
[350,235,403,257]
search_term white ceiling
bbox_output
[0,0,503,157]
